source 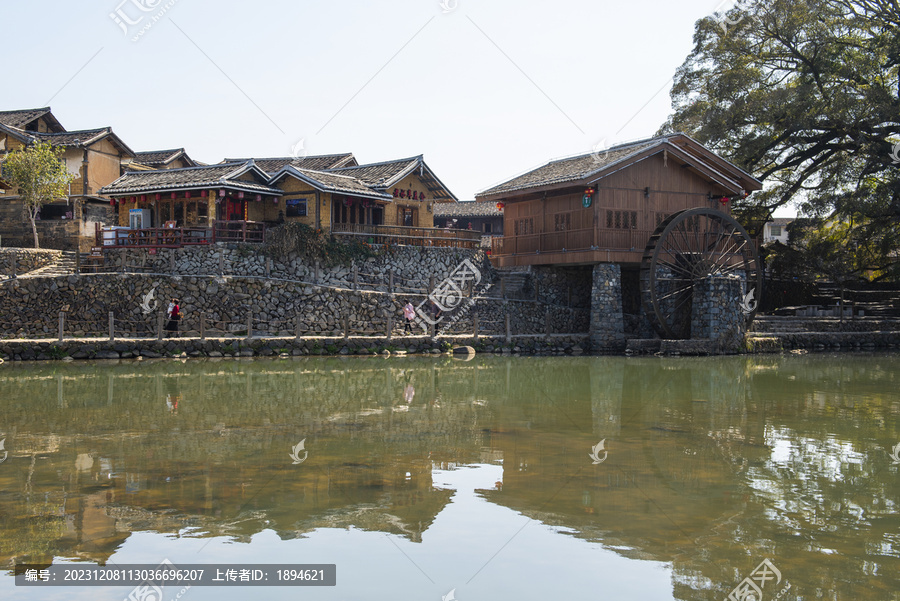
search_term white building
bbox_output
[762,218,793,245]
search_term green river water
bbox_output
[0,353,898,600]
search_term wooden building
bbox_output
[477,133,762,268]
[0,108,135,249]
[433,200,504,235]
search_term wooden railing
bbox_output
[95,221,266,248]
[491,228,652,256]
[331,223,482,249]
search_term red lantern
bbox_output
[496,202,505,210]
[110,199,115,206]
[201,190,208,197]
[219,189,226,197]
[719,196,730,205]
[238,192,245,199]
[155,193,161,201]
[185,191,191,199]
[585,187,595,195]
[273,197,278,204]
[255,194,262,202]
[171,192,177,200]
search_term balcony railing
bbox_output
[331,223,482,249]
[95,221,266,248]
[491,228,651,256]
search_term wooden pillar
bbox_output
[58,312,65,342]
[109,311,115,341]
[246,312,253,339]
[295,314,302,340]
[200,313,206,340]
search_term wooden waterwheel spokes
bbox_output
[640,207,762,339]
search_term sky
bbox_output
[1,0,793,215]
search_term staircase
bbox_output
[21,251,78,277]
[495,266,531,297]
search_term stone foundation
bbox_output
[691,275,746,353]
[590,264,625,352]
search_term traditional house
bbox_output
[99,161,282,242]
[130,148,197,170]
[0,109,135,249]
[477,133,761,267]
[762,217,792,245]
[434,201,504,235]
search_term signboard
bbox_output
[582,194,592,208]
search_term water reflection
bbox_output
[0,354,898,600]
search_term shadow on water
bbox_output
[0,353,898,599]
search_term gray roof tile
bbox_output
[100,162,281,196]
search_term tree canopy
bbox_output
[661,0,899,237]
[1,141,74,248]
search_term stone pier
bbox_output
[691,275,746,353]
[590,264,625,352]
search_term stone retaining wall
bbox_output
[0,334,590,362]
[748,332,900,352]
[0,248,62,276]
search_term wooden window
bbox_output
[554,213,571,231]
[606,210,637,229]
[483,222,492,233]
[286,198,307,217]
[514,218,533,236]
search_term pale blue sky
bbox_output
[3,0,791,213]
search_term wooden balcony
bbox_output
[95,221,266,248]
[331,223,482,249]
[490,228,653,266]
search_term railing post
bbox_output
[545,306,551,340]
[389,270,394,294]
[473,313,479,340]
[343,314,349,340]
[109,311,115,342]
[429,275,435,294]
[386,312,392,341]
[11,252,16,279]
[352,263,358,290]
[242,221,247,243]
[295,314,302,340]
[246,311,252,339]
[314,260,320,284]
[200,313,206,340]
[170,249,176,275]
[265,257,271,278]
[505,309,511,344]
[157,311,164,340]
[75,250,81,275]
[219,250,225,276]
[58,312,65,342]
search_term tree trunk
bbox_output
[29,209,40,249]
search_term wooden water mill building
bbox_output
[476,133,764,352]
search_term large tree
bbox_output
[661,0,900,239]
[1,141,74,248]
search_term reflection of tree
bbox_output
[0,356,898,599]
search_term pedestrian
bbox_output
[165,297,181,337]
[403,301,416,334]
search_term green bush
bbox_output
[262,222,377,267]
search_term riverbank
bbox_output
[0,333,590,361]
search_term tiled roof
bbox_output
[134,148,193,167]
[768,217,794,226]
[0,107,64,131]
[100,162,282,196]
[479,139,662,197]
[223,153,357,175]
[31,128,110,146]
[330,155,457,200]
[329,156,421,186]
[433,201,502,218]
[270,166,392,200]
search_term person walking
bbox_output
[165,298,181,337]
[403,302,416,334]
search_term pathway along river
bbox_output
[0,354,898,600]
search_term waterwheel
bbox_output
[640,207,762,339]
